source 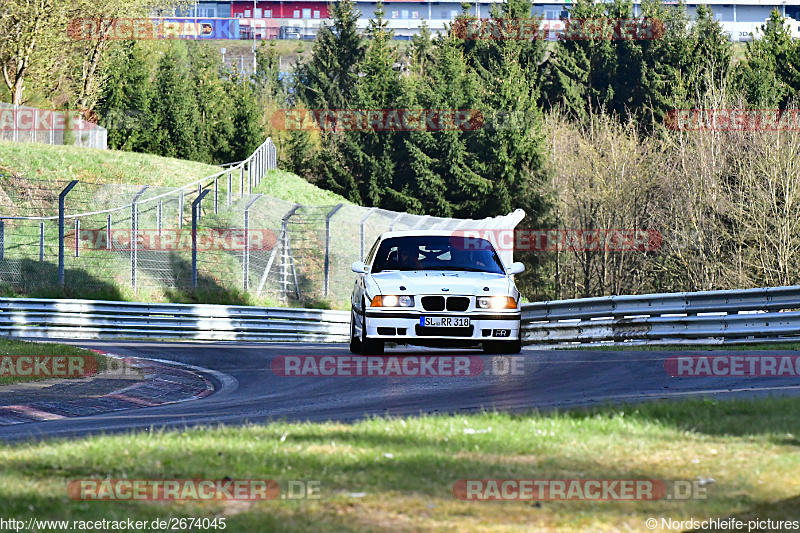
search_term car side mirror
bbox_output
[352,261,368,274]
[506,262,525,275]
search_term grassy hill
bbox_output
[0,141,351,306]
[0,141,349,205]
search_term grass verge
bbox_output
[2,396,799,531]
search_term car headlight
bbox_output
[477,296,517,309]
[371,295,415,307]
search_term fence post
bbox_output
[157,199,162,236]
[359,207,377,261]
[242,194,263,291]
[191,190,211,290]
[107,214,112,249]
[214,177,219,214]
[247,161,252,194]
[57,180,78,286]
[228,172,232,206]
[179,189,184,228]
[39,222,44,261]
[0,220,4,260]
[240,165,245,199]
[74,219,80,257]
[324,204,344,297]
[130,186,148,292]
[197,184,203,221]
[389,213,404,231]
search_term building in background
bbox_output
[173,1,800,41]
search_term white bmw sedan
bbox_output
[349,230,525,355]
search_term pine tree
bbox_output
[538,0,616,123]
[255,40,285,103]
[187,42,232,163]
[149,42,203,161]
[635,0,692,130]
[322,2,415,210]
[683,4,732,104]
[293,0,364,110]
[404,32,483,217]
[736,10,798,107]
[409,20,435,77]
[227,73,265,162]
[97,41,156,151]
[465,0,549,218]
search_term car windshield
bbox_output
[371,236,505,274]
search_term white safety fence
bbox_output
[1,285,799,344]
[0,103,107,149]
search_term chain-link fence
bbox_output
[0,137,523,308]
[0,103,107,149]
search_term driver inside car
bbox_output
[398,246,423,270]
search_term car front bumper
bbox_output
[364,309,521,344]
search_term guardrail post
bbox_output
[359,207,377,261]
[57,180,78,285]
[243,194,263,291]
[130,186,148,292]
[191,189,210,290]
[324,204,344,297]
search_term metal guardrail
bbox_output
[522,286,800,345]
[0,298,349,342]
[1,285,799,344]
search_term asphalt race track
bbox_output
[3,341,800,442]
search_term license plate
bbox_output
[420,316,470,327]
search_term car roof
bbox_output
[377,230,466,239]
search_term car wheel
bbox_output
[482,339,522,354]
[349,309,362,354]
[361,305,384,355]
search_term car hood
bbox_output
[370,270,511,296]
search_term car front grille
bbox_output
[446,297,470,311]
[421,296,471,311]
[421,296,445,311]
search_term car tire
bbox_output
[482,338,522,354]
[361,305,384,356]
[349,309,362,354]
